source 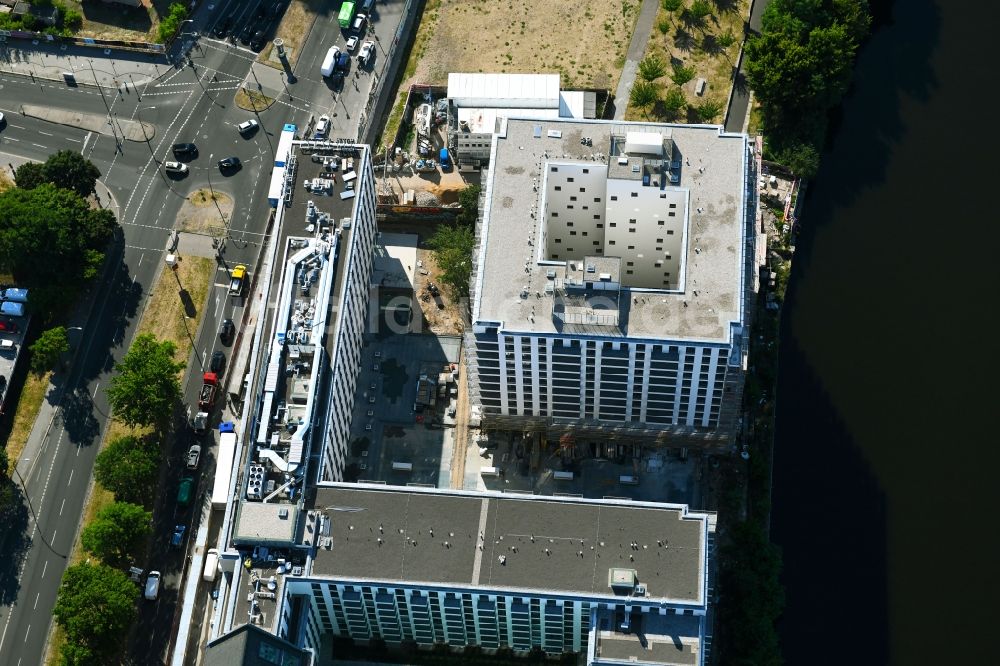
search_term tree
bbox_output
[94,435,161,505]
[80,501,152,566]
[777,141,820,178]
[638,55,666,82]
[157,3,189,43]
[456,184,482,226]
[0,184,118,292]
[671,63,696,86]
[717,31,736,49]
[629,80,659,114]
[29,326,70,374]
[106,334,185,429]
[12,162,46,189]
[695,99,724,122]
[53,562,138,660]
[12,152,101,197]
[662,87,688,120]
[427,224,476,298]
[662,0,682,11]
[683,0,713,25]
[42,151,101,197]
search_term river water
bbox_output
[770,0,999,664]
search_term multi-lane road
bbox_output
[0,1,409,663]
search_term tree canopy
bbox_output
[106,333,185,429]
[94,435,161,505]
[29,326,70,374]
[53,562,138,662]
[0,183,117,294]
[427,224,475,298]
[629,80,659,113]
[456,184,482,226]
[13,150,101,197]
[638,55,667,82]
[745,0,871,170]
[80,501,152,567]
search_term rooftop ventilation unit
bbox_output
[586,264,596,273]
[634,583,647,597]
[547,129,562,138]
[546,270,556,279]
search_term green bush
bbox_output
[157,2,189,43]
[62,9,82,32]
[662,0,682,11]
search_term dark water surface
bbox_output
[770,1,1000,664]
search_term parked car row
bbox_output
[213,0,287,52]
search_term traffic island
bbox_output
[234,87,276,113]
[19,105,155,142]
[177,188,234,237]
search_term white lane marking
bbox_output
[91,382,99,399]
[41,561,47,579]
[23,625,29,644]
[67,469,74,487]
[82,131,91,153]
[33,593,39,610]
[65,137,81,143]
[31,143,45,148]
[59,498,65,516]
[37,131,52,136]
[214,293,222,318]
[4,136,18,141]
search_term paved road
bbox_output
[0,40,304,666]
[724,0,771,133]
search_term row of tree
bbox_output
[745,0,872,176]
[52,334,183,663]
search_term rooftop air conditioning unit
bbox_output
[586,264,596,273]
[634,583,647,597]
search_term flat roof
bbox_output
[593,610,702,665]
[448,73,561,109]
[309,484,706,605]
[473,118,749,343]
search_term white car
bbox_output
[314,114,330,138]
[185,444,201,470]
[358,40,375,66]
[163,161,189,174]
[237,118,259,133]
[352,13,367,33]
[345,36,358,51]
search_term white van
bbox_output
[320,46,339,77]
[144,571,161,600]
[203,549,220,582]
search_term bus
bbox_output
[338,1,356,28]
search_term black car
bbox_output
[219,319,235,345]
[213,16,232,38]
[172,142,197,157]
[239,22,254,44]
[218,156,241,171]
[210,350,226,375]
[250,30,267,52]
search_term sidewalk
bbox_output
[612,0,660,120]
[1,153,121,480]
[0,40,172,89]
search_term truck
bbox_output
[320,45,339,77]
[439,147,452,171]
[229,264,247,295]
[198,372,219,410]
[337,1,355,28]
[211,424,238,510]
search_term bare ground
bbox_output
[176,188,234,237]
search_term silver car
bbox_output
[164,161,189,174]
[237,119,259,134]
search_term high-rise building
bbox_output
[467,118,760,449]
[261,484,713,665]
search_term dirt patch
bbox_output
[626,1,749,123]
[405,0,639,89]
[259,0,316,69]
[0,168,14,194]
[176,188,233,236]
[72,0,164,42]
[235,87,276,113]
[413,248,464,335]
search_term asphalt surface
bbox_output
[0,0,409,663]
[724,0,771,133]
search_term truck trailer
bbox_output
[211,424,238,510]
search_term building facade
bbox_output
[467,118,759,448]
[265,485,711,665]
